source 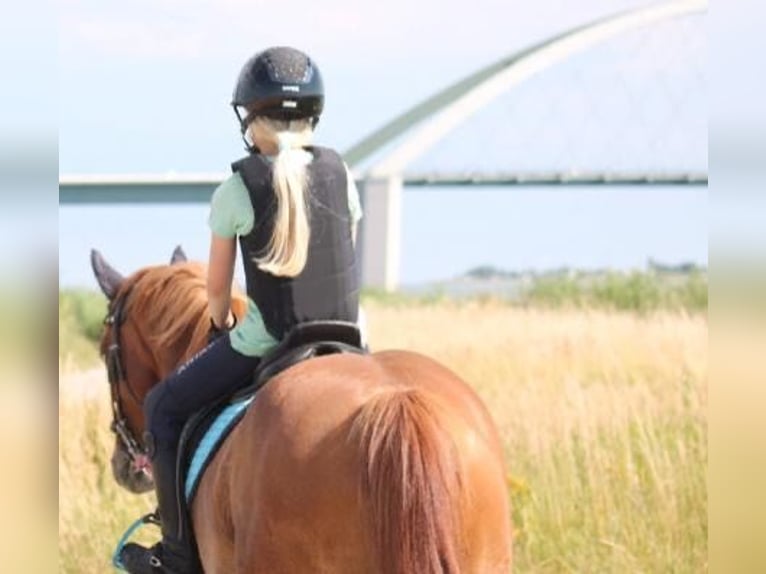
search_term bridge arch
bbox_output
[352,0,707,290]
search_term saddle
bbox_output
[177,320,366,504]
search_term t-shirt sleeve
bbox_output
[345,164,363,224]
[208,172,254,238]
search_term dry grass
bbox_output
[58,369,157,573]
[59,302,707,573]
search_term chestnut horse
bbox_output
[92,248,512,574]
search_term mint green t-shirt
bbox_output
[208,155,363,357]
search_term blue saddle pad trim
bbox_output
[184,397,253,501]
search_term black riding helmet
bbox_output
[232,46,324,142]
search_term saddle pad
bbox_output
[184,396,254,501]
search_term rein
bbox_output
[103,286,147,466]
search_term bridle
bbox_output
[103,285,147,467]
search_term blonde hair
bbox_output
[247,116,314,277]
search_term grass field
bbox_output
[59,294,707,573]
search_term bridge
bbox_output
[59,0,707,291]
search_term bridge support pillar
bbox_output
[359,176,402,292]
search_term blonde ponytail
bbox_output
[247,117,314,277]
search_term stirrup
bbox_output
[112,512,161,571]
[120,538,198,574]
[119,542,163,573]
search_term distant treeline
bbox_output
[370,267,706,313]
[463,259,707,280]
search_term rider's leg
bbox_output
[120,334,260,573]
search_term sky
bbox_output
[56,0,708,287]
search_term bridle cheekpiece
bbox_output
[103,286,147,468]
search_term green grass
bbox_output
[521,270,707,313]
[59,289,107,368]
[511,413,706,572]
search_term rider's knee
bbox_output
[143,383,166,423]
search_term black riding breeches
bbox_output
[143,334,261,452]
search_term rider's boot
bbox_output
[119,446,201,574]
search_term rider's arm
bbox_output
[207,173,253,329]
[207,233,237,329]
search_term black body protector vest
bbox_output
[232,146,359,341]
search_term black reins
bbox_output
[103,286,146,465]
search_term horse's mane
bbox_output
[120,261,248,365]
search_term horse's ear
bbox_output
[90,249,125,300]
[170,245,187,265]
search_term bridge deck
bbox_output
[58,172,707,204]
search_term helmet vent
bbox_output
[265,48,312,83]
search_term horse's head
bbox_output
[90,246,247,493]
